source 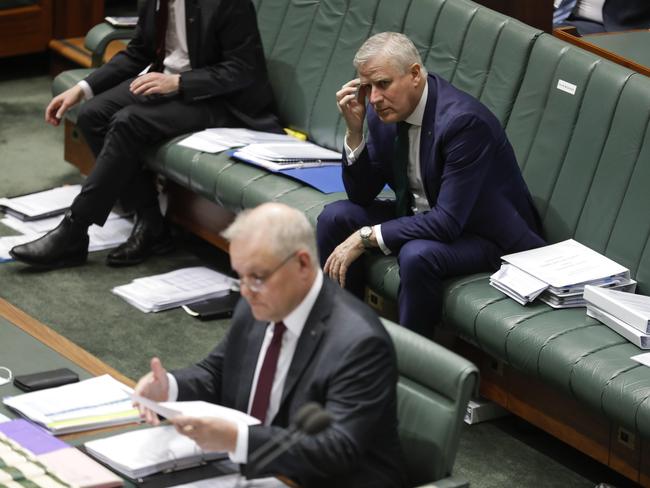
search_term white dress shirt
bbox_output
[77,0,191,100]
[167,270,324,463]
[345,82,430,254]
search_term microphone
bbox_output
[246,402,331,476]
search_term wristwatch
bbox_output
[359,226,373,249]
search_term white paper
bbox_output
[502,239,629,288]
[0,413,10,423]
[178,128,295,153]
[631,352,650,367]
[2,212,123,235]
[3,375,139,434]
[0,185,81,219]
[171,474,290,488]
[112,267,237,313]
[0,234,44,261]
[490,264,548,303]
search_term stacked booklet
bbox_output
[490,239,636,308]
[584,285,650,348]
[112,266,237,313]
[233,141,342,170]
[3,375,139,435]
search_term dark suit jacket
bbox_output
[172,278,408,488]
[603,0,650,31]
[84,0,279,131]
[343,73,544,254]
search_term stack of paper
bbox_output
[85,398,259,479]
[584,285,650,348]
[0,419,123,487]
[233,142,341,170]
[112,266,237,313]
[490,239,635,308]
[0,185,81,221]
[178,128,296,153]
[3,375,139,435]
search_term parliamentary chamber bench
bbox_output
[52,0,650,484]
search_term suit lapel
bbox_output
[278,282,332,408]
[420,76,439,207]
[235,319,267,413]
[185,0,201,66]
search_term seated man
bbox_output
[11,0,280,269]
[134,203,407,487]
[318,32,545,336]
[555,0,650,34]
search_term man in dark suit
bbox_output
[11,0,280,268]
[134,203,407,487]
[318,32,544,336]
[558,0,650,34]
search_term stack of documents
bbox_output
[112,266,237,313]
[585,285,650,348]
[233,142,341,170]
[178,128,296,154]
[85,399,259,479]
[490,239,635,308]
[0,185,81,221]
[0,419,123,487]
[3,375,139,435]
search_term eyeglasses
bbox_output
[237,251,297,293]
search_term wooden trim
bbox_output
[553,26,650,77]
[0,297,134,387]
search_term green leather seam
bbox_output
[305,2,353,133]
[534,323,591,376]
[445,4,478,87]
[237,173,268,209]
[571,71,632,238]
[517,44,570,174]
[260,0,292,58]
[599,363,644,418]
[474,19,506,103]
[211,161,237,207]
[187,152,202,189]
[634,393,650,433]
[419,0,449,70]
[501,307,554,364]
[270,185,303,202]
[470,297,506,346]
[380,262,400,296]
[602,92,650,254]
[538,58,599,223]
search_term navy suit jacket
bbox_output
[343,73,544,254]
[84,0,279,131]
[172,278,408,488]
[603,0,650,31]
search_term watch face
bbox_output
[361,226,372,239]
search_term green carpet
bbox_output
[0,56,639,488]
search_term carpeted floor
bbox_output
[0,54,639,488]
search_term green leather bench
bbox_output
[52,0,650,483]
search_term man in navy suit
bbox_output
[135,203,407,487]
[317,32,544,336]
[11,0,280,269]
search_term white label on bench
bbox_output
[557,79,577,95]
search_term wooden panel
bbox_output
[472,0,552,32]
[64,119,96,176]
[0,1,53,58]
[52,0,105,38]
[610,424,642,483]
[640,439,650,487]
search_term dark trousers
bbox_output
[316,200,502,335]
[72,78,235,226]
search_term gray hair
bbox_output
[222,203,319,268]
[354,32,427,76]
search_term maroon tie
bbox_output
[153,0,169,72]
[250,322,287,424]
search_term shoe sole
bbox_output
[105,241,175,267]
[8,250,88,270]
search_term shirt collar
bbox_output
[405,80,428,128]
[274,269,323,337]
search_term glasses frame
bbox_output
[237,251,298,293]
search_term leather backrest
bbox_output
[382,319,478,485]
[507,33,650,294]
[253,0,540,149]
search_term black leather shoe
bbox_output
[9,213,89,269]
[106,214,174,267]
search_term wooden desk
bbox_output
[554,26,650,77]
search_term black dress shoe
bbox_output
[106,214,174,267]
[9,213,89,269]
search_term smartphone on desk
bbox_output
[182,291,241,321]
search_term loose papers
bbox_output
[178,128,296,153]
[233,142,341,171]
[490,239,634,308]
[0,185,81,221]
[3,375,139,435]
[112,266,237,313]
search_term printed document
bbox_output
[0,185,81,220]
[178,128,295,153]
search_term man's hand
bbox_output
[171,416,238,453]
[45,85,85,126]
[134,357,170,425]
[130,73,180,96]
[324,230,367,288]
[336,78,367,150]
